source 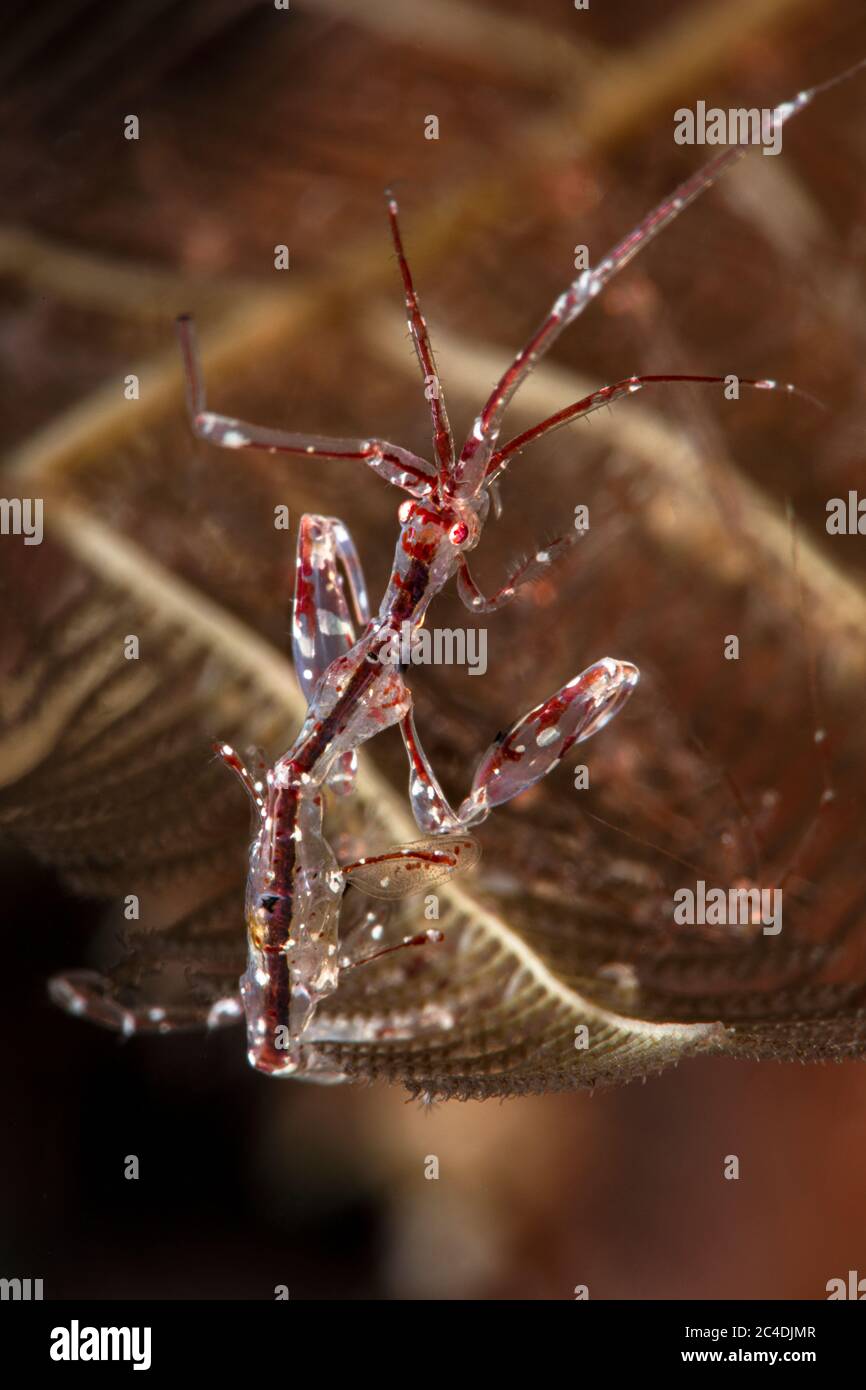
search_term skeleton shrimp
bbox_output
[49,57,866,1074]
[173,59,866,1076]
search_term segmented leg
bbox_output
[337,894,446,973]
[176,315,436,498]
[342,833,479,897]
[461,373,814,612]
[457,531,580,613]
[487,374,816,480]
[386,192,454,484]
[448,62,862,499]
[336,833,478,970]
[293,514,372,795]
[213,742,268,817]
[48,969,243,1035]
[401,657,639,832]
[342,928,445,971]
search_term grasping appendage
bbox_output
[173,214,648,1073]
[171,61,866,1075]
[50,58,866,1070]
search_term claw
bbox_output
[459,657,639,822]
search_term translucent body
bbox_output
[173,61,866,1072]
[48,58,866,1061]
[238,503,486,1074]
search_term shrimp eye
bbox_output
[449,520,469,546]
[259,895,279,914]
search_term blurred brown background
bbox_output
[2,0,866,1299]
